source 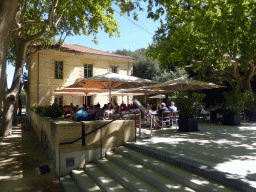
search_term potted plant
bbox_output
[244,91,256,121]
[222,88,248,126]
[173,91,206,132]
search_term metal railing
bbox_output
[58,112,140,177]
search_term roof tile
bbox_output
[61,44,132,59]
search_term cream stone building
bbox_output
[26,44,134,109]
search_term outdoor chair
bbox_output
[200,108,211,123]
[171,111,179,130]
[162,111,172,128]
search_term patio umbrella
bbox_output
[63,72,159,103]
[52,88,100,105]
[149,94,167,99]
[118,77,224,105]
[120,77,224,93]
[116,87,159,106]
[142,77,225,92]
[100,91,145,103]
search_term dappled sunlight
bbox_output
[190,179,210,185]
[214,159,256,177]
[134,122,256,188]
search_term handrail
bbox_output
[59,118,117,146]
[58,112,140,177]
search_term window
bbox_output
[111,66,119,73]
[55,61,63,79]
[83,96,93,106]
[84,64,93,78]
[112,96,117,104]
[54,96,63,106]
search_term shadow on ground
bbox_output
[0,115,64,192]
[137,122,256,188]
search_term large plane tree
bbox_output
[0,0,145,137]
[146,0,256,91]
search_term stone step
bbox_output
[84,163,128,192]
[71,170,101,192]
[124,142,254,192]
[60,174,82,192]
[105,151,195,192]
[134,141,223,167]
[115,146,234,192]
[96,158,161,192]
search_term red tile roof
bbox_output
[61,44,133,59]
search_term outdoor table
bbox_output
[150,111,157,129]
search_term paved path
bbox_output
[137,122,256,189]
[0,115,64,192]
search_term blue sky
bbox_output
[7,2,163,88]
[63,3,161,52]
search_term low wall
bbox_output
[28,110,135,176]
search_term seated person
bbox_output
[75,105,88,122]
[200,104,210,115]
[103,106,115,120]
[168,102,177,115]
[157,103,169,117]
[94,106,104,120]
[155,103,169,126]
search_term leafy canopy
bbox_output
[146,0,256,90]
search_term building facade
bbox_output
[26,44,134,109]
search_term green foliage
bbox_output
[115,48,160,80]
[146,0,256,90]
[173,91,205,117]
[20,89,26,107]
[153,67,188,82]
[244,91,256,112]
[223,89,249,115]
[115,48,189,82]
[30,105,64,118]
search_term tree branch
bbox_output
[25,26,48,43]
[49,0,59,27]
[211,33,225,62]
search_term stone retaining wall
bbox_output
[28,110,135,176]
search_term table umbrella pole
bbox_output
[86,93,88,105]
[109,89,112,104]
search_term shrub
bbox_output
[173,91,205,117]
[31,105,64,118]
[223,88,249,115]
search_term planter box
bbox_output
[178,116,199,132]
[223,113,241,126]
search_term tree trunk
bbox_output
[0,0,19,130]
[241,78,252,92]
[0,41,27,137]
[12,99,18,126]
[18,90,22,116]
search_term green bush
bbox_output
[31,105,64,118]
[244,90,256,111]
[173,91,206,117]
[223,89,249,115]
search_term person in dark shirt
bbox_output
[155,103,169,127]
[157,103,169,117]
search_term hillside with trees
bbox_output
[114,48,188,82]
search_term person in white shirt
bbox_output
[200,104,210,115]
[168,102,177,115]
